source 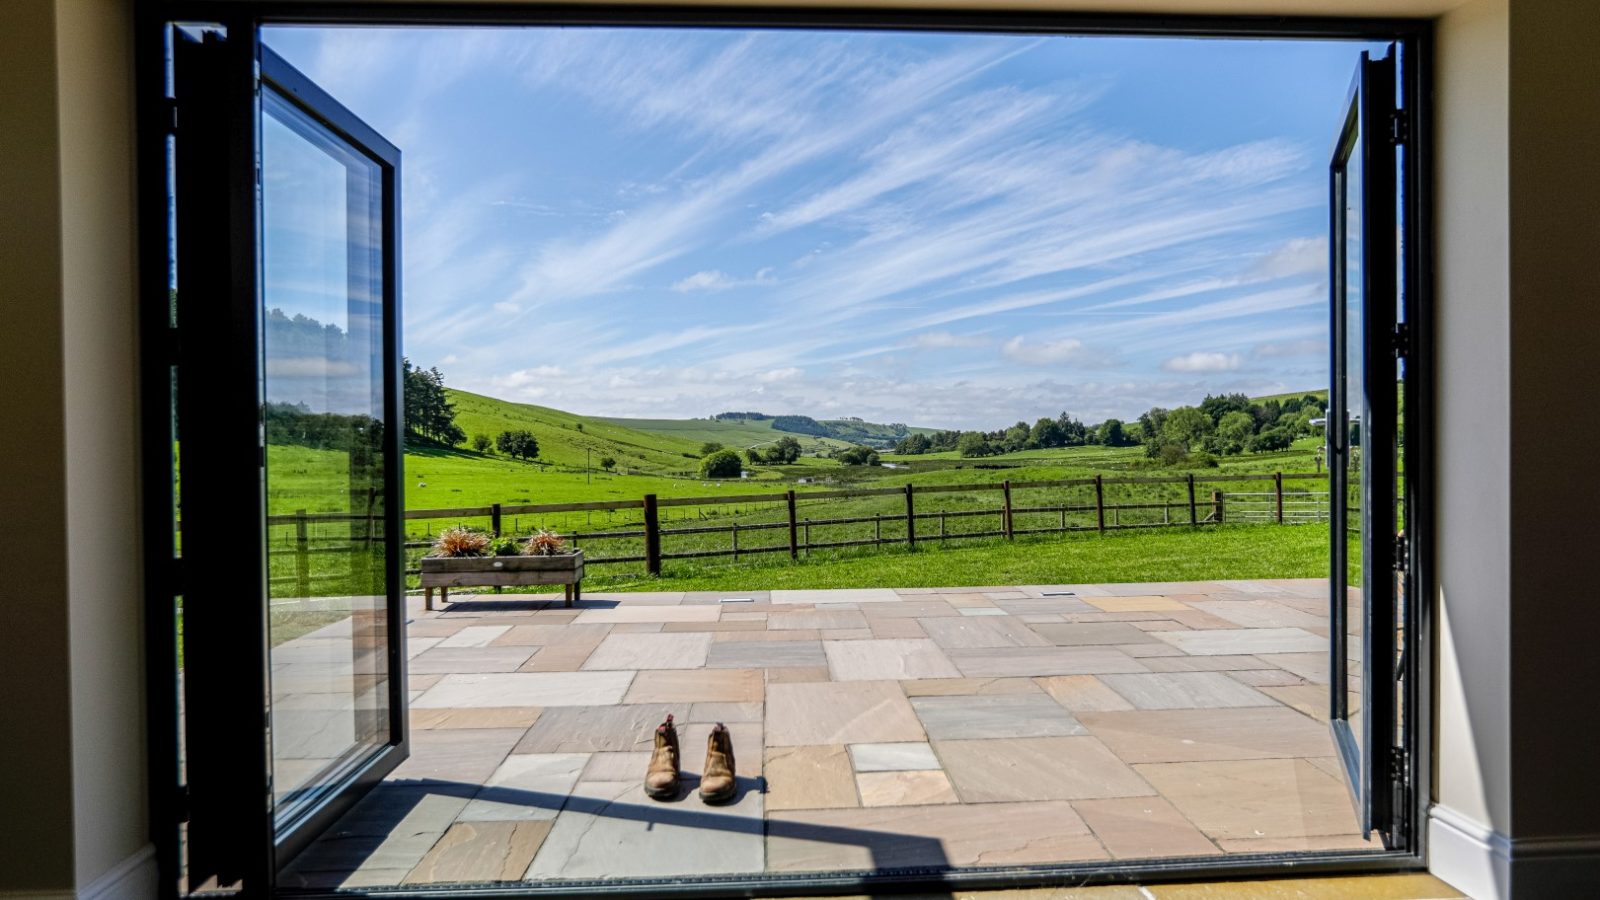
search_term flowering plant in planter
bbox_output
[524,529,572,556]
[430,526,491,557]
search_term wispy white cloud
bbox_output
[671,268,777,292]
[1162,351,1245,373]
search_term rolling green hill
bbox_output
[1251,388,1328,405]
[599,416,855,454]
[447,389,705,474]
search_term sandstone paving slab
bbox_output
[1098,673,1276,710]
[459,753,588,822]
[622,668,764,705]
[413,672,634,709]
[824,639,961,681]
[715,629,819,642]
[1134,758,1360,841]
[1035,675,1136,712]
[1119,643,1188,658]
[492,624,610,647]
[947,646,1149,678]
[769,609,869,631]
[957,607,1008,617]
[572,606,721,624]
[580,632,712,670]
[848,742,941,773]
[857,600,960,619]
[407,637,443,659]
[766,680,925,746]
[868,617,927,639]
[936,737,1154,802]
[856,770,958,807]
[403,820,550,884]
[708,640,827,669]
[687,701,765,723]
[390,728,527,785]
[1031,623,1162,646]
[1139,654,1270,672]
[819,628,875,640]
[1229,669,1308,687]
[1085,596,1193,612]
[764,745,859,812]
[918,616,1051,650]
[1073,796,1220,859]
[526,779,764,878]
[765,801,1105,871]
[659,620,767,633]
[772,589,901,605]
[1077,708,1335,763]
[438,625,513,648]
[911,693,1084,740]
[581,751,649,782]
[410,707,543,730]
[408,646,537,675]
[764,666,832,684]
[1184,599,1327,630]
[994,597,1100,615]
[1257,652,1332,684]
[899,677,1041,697]
[515,704,671,754]
[1152,628,1326,657]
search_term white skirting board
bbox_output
[1429,804,1600,899]
[0,844,157,900]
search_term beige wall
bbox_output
[0,0,147,894]
[1433,0,1511,837]
[0,0,79,889]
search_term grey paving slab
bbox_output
[579,632,712,670]
[947,646,1150,677]
[408,646,537,675]
[822,639,960,681]
[514,703,674,754]
[1152,627,1326,656]
[459,753,589,821]
[526,779,764,878]
[910,693,1085,740]
[847,742,941,772]
[412,672,634,709]
[1098,672,1277,710]
[706,640,827,669]
[1030,622,1163,646]
[918,616,1051,650]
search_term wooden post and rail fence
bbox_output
[255,471,1341,589]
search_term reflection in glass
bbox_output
[261,86,390,822]
[1342,117,1365,742]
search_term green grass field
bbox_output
[598,415,854,455]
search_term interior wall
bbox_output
[55,0,150,889]
[1506,0,1600,848]
[0,0,80,892]
[0,0,149,895]
[1432,0,1510,840]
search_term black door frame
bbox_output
[135,4,1435,898]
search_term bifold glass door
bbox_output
[171,25,406,890]
[1327,47,1403,847]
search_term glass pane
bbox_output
[1342,118,1365,743]
[261,87,390,823]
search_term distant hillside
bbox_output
[1251,389,1329,405]
[445,389,705,473]
[607,412,941,451]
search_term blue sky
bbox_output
[264,26,1373,429]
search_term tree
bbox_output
[957,431,993,458]
[471,433,492,453]
[1097,418,1130,447]
[1003,421,1031,453]
[837,445,880,466]
[402,358,466,446]
[1055,413,1090,446]
[699,442,724,456]
[1247,427,1294,453]
[746,448,763,465]
[700,448,743,478]
[1029,417,1064,449]
[599,455,616,471]
[765,436,803,464]
[495,429,538,461]
[1160,406,1213,450]
[1213,410,1257,455]
[1199,392,1251,425]
[894,433,932,455]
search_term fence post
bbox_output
[1187,474,1198,527]
[643,494,661,575]
[904,484,916,548]
[940,511,947,540]
[1002,480,1014,539]
[491,502,502,537]
[295,509,310,598]
[1274,472,1285,524]
[732,522,739,561]
[1094,475,1106,533]
[875,516,882,544]
[1213,490,1225,524]
[803,519,811,556]
[786,490,798,561]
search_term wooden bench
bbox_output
[419,551,584,611]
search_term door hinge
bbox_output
[1389,111,1410,146]
[1392,321,1412,357]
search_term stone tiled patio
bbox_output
[281,579,1371,889]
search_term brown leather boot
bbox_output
[698,722,737,804]
[644,714,680,800]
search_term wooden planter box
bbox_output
[420,551,584,610]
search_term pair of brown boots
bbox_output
[644,715,736,804]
